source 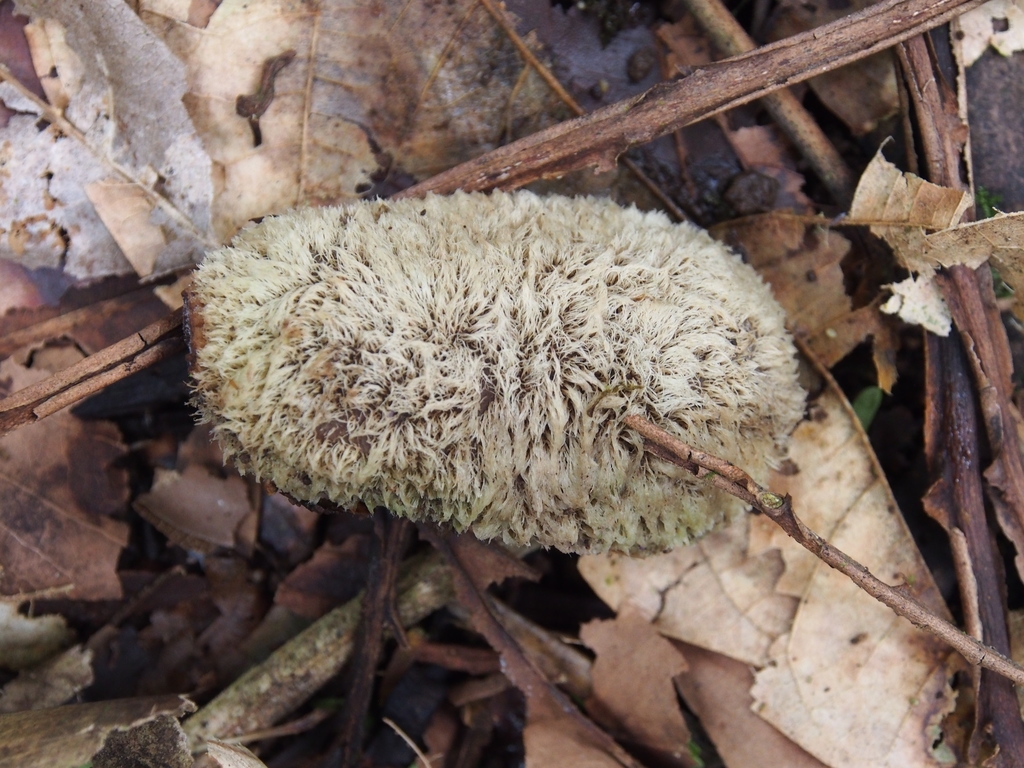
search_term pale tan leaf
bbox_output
[138,0,562,241]
[2,0,212,280]
[850,148,971,232]
[579,519,798,667]
[848,148,979,275]
[583,381,960,767]
[85,181,169,277]
[580,613,694,765]
[849,151,1024,313]
[881,275,953,335]
[748,386,958,768]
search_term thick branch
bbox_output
[399,0,987,197]
[624,415,1024,689]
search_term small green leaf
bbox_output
[852,386,884,431]
[975,186,1004,220]
[687,740,706,768]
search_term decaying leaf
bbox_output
[581,382,961,767]
[579,517,796,668]
[0,601,72,671]
[850,148,1024,317]
[137,0,564,240]
[0,358,129,600]
[749,387,960,768]
[881,275,953,335]
[1,0,213,280]
[712,212,899,390]
[957,0,1024,66]
[0,644,93,713]
[0,694,194,768]
[849,149,973,273]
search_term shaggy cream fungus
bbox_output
[186,191,804,554]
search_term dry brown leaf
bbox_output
[712,212,899,388]
[273,539,369,620]
[849,148,974,273]
[580,613,695,767]
[0,694,194,768]
[0,358,129,600]
[582,381,961,767]
[0,601,72,671]
[2,0,212,280]
[850,150,1024,317]
[672,642,828,768]
[137,0,563,240]
[523,714,625,768]
[134,465,253,554]
[957,0,1024,66]
[0,644,93,713]
[713,214,852,336]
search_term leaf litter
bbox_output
[1,0,1023,765]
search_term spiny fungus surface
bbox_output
[187,191,805,554]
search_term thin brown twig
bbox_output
[336,513,412,768]
[419,524,645,768]
[623,414,1024,689]
[399,0,988,197]
[0,309,184,439]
